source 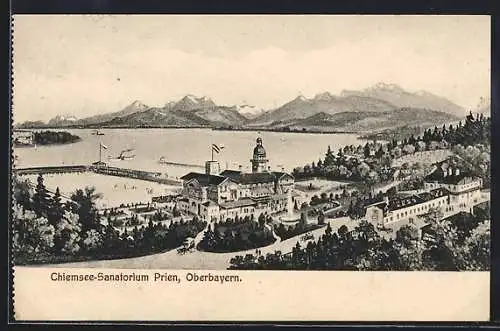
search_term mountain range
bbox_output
[17,83,479,133]
[474,96,491,115]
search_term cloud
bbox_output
[12,15,490,123]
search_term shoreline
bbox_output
[14,125,364,136]
[212,127,360,135]
[13,138,82,148]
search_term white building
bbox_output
[365,187,450,227]
[424,165,483,210]
[13,130,34,146]
[365,164,484,228]
[178,137,295,222]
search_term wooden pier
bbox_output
[13,164,182,186]
[159,160,204,169]
[90,165,182,185]
[13,165,89,175]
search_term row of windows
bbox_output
[426,182,481,193]
[242,207,254,213]
[386,198,447,221]
[459,182,480,190]
[220,185,238,192]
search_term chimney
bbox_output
[443,168,447,177]
[448,167,453,176]
[455,168,460,176]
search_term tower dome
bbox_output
[253,137,267,157]
[251,137,269,173]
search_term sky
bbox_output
[12,15,490,123]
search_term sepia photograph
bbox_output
[10,14,491,321]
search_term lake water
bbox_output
[14,128,366,178]
[23,173,182,208]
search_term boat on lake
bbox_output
[109,148,136,160]
[92,129,105,136]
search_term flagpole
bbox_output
[211,145,213,161]
[99,142,102,163]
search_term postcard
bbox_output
[11,15,491,322]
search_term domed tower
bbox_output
[251,137,269,173]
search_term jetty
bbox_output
[13,165,88,175]
[13,164,183,186]
[159,161,204,169]
[91,165,181,185]
[158,157,204,169]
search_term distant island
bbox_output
[13,130,81,147]
[14,83,488,135]
[359,125,426,141]
[213,126,357,135]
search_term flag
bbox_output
[212,144,224,154]
[100,142,108,149]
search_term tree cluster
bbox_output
[273,217,322,241]
[293,113,490,189]
[197,213,275,253]
[11,175,206,264]
[229,206,490,271]
[32,130,81,145]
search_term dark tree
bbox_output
[317,212,325,225]
[338,225,349,240]
[13,176,32,210]
[32,174,50,217]
[48,187,65,227]
[69,186,102,232]
[363,143,371,158]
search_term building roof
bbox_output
[240,172,277,184]
[219,170,242,182]
[219,198,257,210]
[417,188,450,201]
[412,217,430,229]
[386,195,425,212]
[270,193,288,200]
[219,169,293,185]
[251,186,275,195]
[424,166,477,185]
[201,200,218,207]
[368,188,450,214]
[272,171,294,180]
[180,172,229,186]
[248,173,275,184]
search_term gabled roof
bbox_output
[239,172,277,184]
[219,170,242,182]
[368,188,450,215]
[219,169,293,184]
[272,171,294,180]
[412,217,430,229]
[417,188,450,201]
[387,196,427,212]
[219,198,257,209]
[424,169,477,185]
[201,200,218,207]
[180,172,229,186]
